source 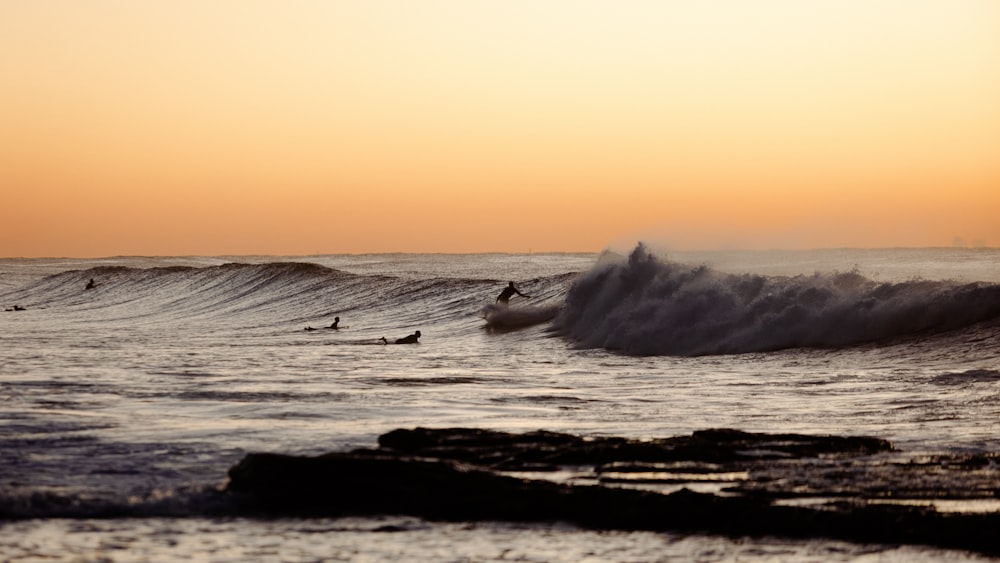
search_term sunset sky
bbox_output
[2,0,998,256]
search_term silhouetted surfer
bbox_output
[85,278,96,290]
[496,281,529,305]
[305,316,341,331]
[394,330,421,344]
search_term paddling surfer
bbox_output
[305,316,341,331]
[394,330,421,344]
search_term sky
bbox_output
[2,0,998,257]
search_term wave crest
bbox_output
[553,244,1000,356]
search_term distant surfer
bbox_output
[496,281,529,305]
[394,330,421,344]
[85,278,96,290]
[305,316,341,331]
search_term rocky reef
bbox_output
[226,428,1000,556]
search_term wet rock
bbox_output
[371,427,894,473]
[226,428,1000,556]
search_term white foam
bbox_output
[554,244,1000,356]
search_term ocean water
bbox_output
[1,246,999,562]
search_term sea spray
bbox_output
[553,244,1000,356]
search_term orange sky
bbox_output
[2,0,998,256]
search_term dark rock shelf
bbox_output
[226,428,1000,556]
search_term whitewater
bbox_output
[1,247,999,561]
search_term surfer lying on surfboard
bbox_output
[378,331,421,344]
[393,330,421,344]
[304,316,342,331]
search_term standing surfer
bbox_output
[496,281,529,305]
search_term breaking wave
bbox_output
[553,244,1000,356]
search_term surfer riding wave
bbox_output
[482,281,558,330]
[496,281,529,306]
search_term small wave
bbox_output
[379,376,483,386]
[932,369,1000,385]
[0,485,233,519]
[4,262,352,311]
[553,244,1000,356]
[173,390,349,402]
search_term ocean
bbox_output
[1,246,999,562]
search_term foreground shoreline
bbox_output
[225,427,1000,557]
